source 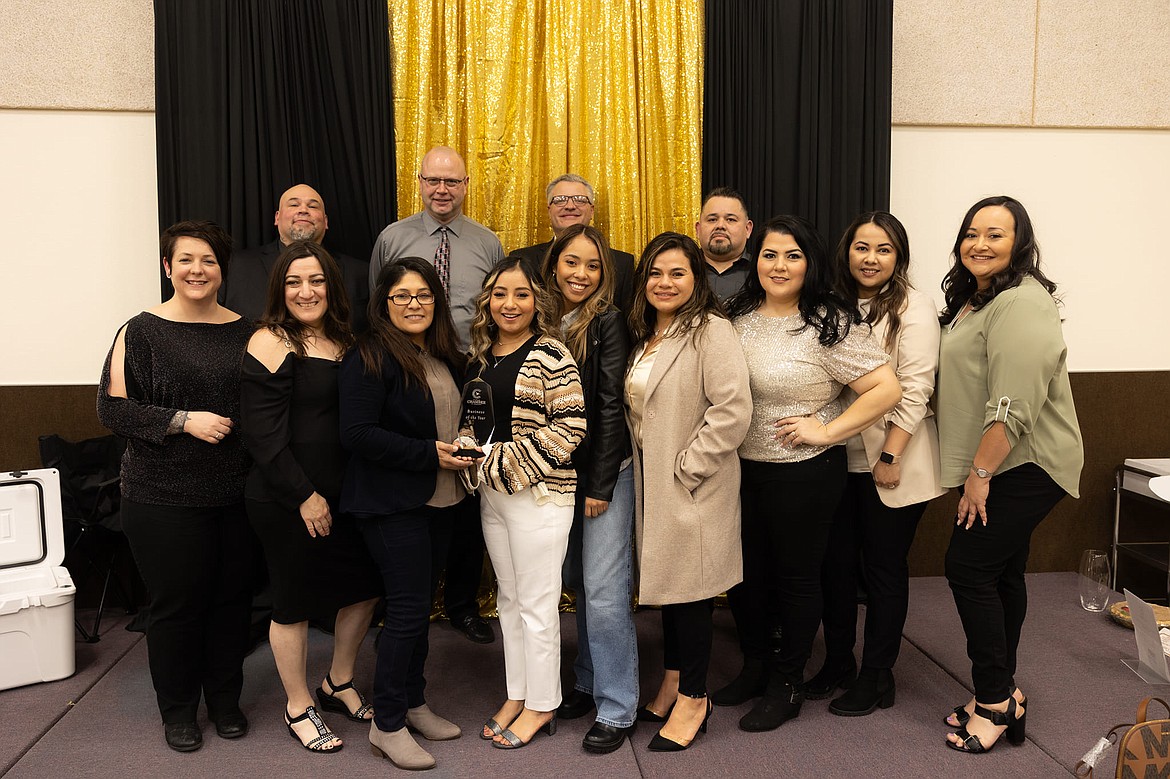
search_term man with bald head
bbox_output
[513,174,635,313]
[223,183,370,331]
[369,146,504,349]
[369,146,504,646]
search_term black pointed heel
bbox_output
[647,699,712,752]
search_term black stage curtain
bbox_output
[703,0,892,248]
[155,0,396,299]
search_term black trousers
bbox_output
[820,473,928,670]
[661,599,715,697]
[360,503,453,732]
[428,493,484,622]
[944,463,1065,703]
[738,449,847,684]
[121,499,253,724]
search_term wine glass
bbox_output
[1079,549,1112,612]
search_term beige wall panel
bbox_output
[890,125,1169,373]
[892,0,1036,126]
[1035,0,1170,128]
[0,0,154,111]
[0,109,159,385]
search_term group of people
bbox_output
[96,144,1083,770]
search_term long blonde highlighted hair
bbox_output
[468,255,558,370]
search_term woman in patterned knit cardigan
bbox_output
[466,255,587,750]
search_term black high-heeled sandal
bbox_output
[285,706,343,753]
[945,689,1027,728]
[315,673,374,722]
[946,698,1025,754]
[647,696,712,752]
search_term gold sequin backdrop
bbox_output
[387,0,702,259]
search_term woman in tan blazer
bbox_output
[624,232,751,752]
[807,211,946,717]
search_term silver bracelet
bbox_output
[167,410,189,435]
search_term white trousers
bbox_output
[479,486,573,712]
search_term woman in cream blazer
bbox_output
[809,212,945,717]
[624,232,751,752]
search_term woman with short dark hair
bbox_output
[97,220,253,752]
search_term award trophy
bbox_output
[456,378,494,459]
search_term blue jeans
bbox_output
[563,463,638,728]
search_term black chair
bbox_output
[38,433,140,642]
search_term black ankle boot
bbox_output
[711,656,767,707]
[805,656,856,700]
[829,667,895,716]
[738,678,804,732]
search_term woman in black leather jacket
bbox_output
[540,224,638,754]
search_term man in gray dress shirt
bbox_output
[369,146,504,350]
[368,145,502,645]
[696,187,754,301]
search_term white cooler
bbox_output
[0,468,77,691]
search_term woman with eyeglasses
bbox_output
[240,241,382,754]
[339,258,475,770]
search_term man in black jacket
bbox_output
[222,184,370,332]
[512,174,635,313]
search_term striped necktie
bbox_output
[434,225,451,295]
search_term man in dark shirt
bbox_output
[512,174,635,313]
[696,187,754,302]
[222,184,370,332]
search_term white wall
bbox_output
[0,109,159,385]
[891,125,1170,373]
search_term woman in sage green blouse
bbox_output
[936,195,1082,755]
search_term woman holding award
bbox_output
[468,255,587,750]
[339,257,474,771]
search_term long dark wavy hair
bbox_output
[541,224,615,364]
[468,255,558,370]
[258,240,353,357]
[725,215,857,346]
[357,257,465,391]
[834,211,913,352]
[627,232,725,351]
[939,195,1057,325]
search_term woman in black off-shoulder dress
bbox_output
[240,241,380,754]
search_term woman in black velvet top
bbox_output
[240,241,381,754]
[97,220,253,753]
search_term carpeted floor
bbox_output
[0,574,1154,778]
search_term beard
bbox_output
[706,236,736,257]
[287,223,319,242]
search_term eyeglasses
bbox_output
[387,292,437,306]
[549,195,592,207]
[419,176,466,189]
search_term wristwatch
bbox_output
[971,465,993,479]
[879,451,901,464]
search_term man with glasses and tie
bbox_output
[369,146,504,646]
[513,174,635,313]
[369,146,504,352]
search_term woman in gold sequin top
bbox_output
[722,214,901,733]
